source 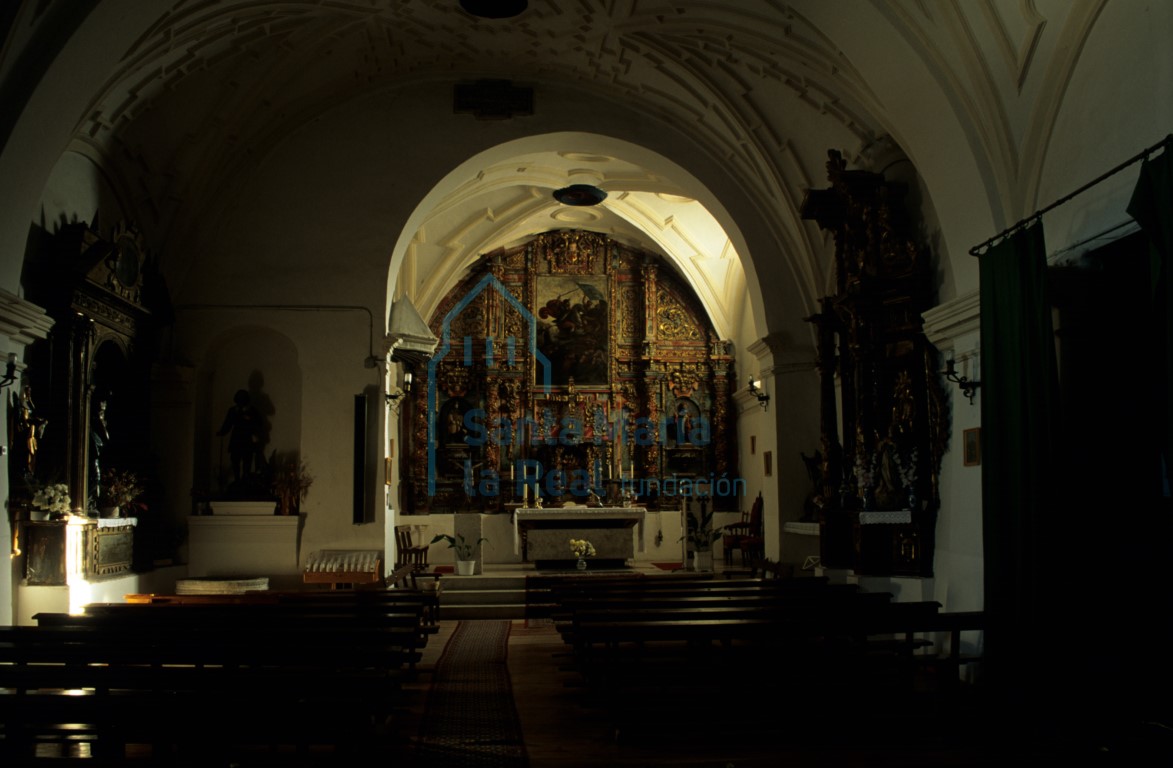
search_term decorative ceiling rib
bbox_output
[72,2,885,321]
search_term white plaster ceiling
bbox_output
[401,146,746,337]
[26,0,1104,335]
[59,0,888,336]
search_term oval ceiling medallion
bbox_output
[552,208,602,223]
[553,184,607,206]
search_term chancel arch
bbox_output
[384,131,763,346]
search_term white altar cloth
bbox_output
[514,506,647,555]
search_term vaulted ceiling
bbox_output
[6,0,1121,336]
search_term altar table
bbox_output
[514,507,646,563]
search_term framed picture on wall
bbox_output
[764,450,773,477]
[963,428,981,466]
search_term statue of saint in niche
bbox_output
[217,389,268,491]
[89,393,110,504]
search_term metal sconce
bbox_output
[943,359,980,405]
[747,377,770,410]
[386,371,413,414]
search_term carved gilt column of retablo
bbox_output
[483,256,506,483]
[500,244,527,479]
[639,258,660,476]
[614,252,640,485]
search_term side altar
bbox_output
[514,506,646,567]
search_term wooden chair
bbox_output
[722,492,763,565]
[395,525,430,572]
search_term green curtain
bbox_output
[1127,148,1173,493]
[1125,147,1173,726]
[978,223,1062,704]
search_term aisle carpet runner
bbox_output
[412,620,528,768]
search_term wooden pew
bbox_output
[2,589,435,761]
[0,622,412,763]
[40,603,431,672]
[385,562,443,625]
[543,575,981,741]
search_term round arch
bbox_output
[384,131,768,346]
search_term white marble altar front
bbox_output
[514,506,646,563]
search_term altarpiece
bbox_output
[399,230,737,515]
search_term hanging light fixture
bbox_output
[460,0,527,19]
[553,184,607,206]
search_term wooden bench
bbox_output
[386,562,443,625]
[0,620,416,762]
[40,599,433,670]
[1,587,439,760]
[543,578,983,740]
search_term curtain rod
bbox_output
[969,133,1172,257]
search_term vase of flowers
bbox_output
[570,538,595,569]
[272,456,313,516]
[31,483,71,520]
[99,469,146,518]
[892,448,919,511]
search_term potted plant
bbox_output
[430,533,487,576]
[680,501,721,571]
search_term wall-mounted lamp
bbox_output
[386,371,413,414]
[747,377,770,410]
[943,359,980,405]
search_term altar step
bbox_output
[436,574,533,621]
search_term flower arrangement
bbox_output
[891,448,918,488]
[100,469,146,512]
[272,456,313,515]
[569,538,596,559]
[853,453,876,489]
[32,483,72,516]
